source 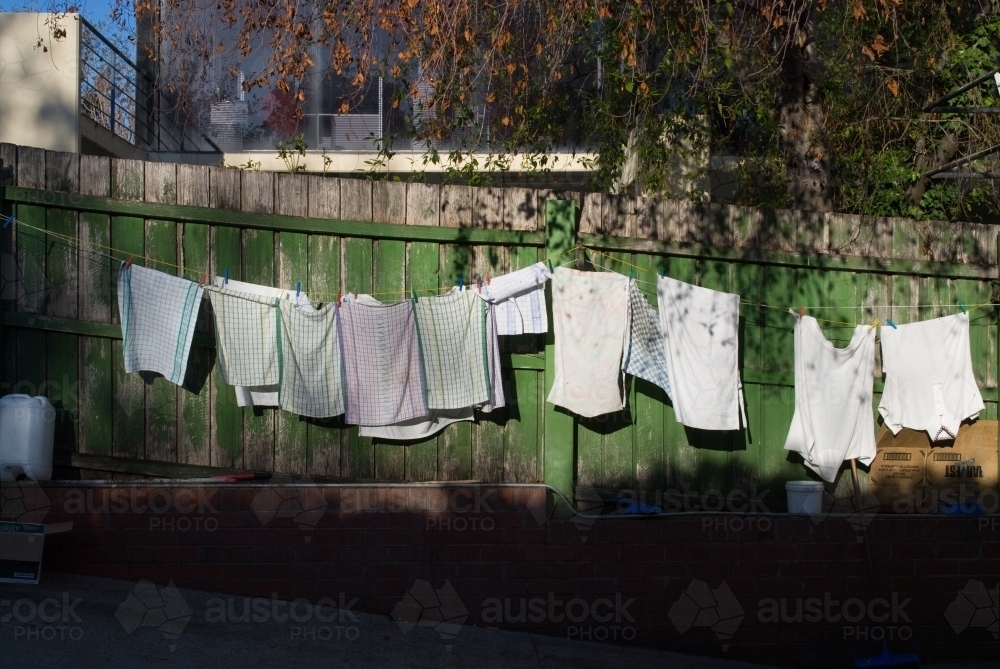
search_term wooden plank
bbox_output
[77,335,113,456]
[16,203,46,314]
[274,229,310,475]
[405,239,440,481]
[76,154,114,458]
[406,182,439,226]
[306,232,342,476]
[17,146,44,189]
[209,168,241,210]
[306,175,340,219]
[341,234,374,478]
[111,159,144,201]
[474,393,506,482]
[544,200,577,498]
[5,187,547,246]
[340,178,373,222]
[631,253,666,491]
[143,217,178,463]
[373,180,407,225]
[43,331,77,456]
[372,236,406,479]
[177,168,212,466]
[177,165,209,208]
[241,171,274,214]
[441,185,473,228]
[241,226,276,472]
[145,163,177,204]
[275,173,308,218]
[211,225,244,468]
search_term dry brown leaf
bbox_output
[861,45,875,60]
[871,34,890,56]
[339,101,350,113]
[852,1,866,20]
[886,78,899,96]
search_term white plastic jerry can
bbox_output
[0,394,56,481]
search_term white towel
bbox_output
[784,315,877,482]
[547,268,630,417]
[477,263,551,335]
[359,409,474,440]
[277,300,344,418]
[879,313,984,441]
[657,276,744,431]
[206,287,281,388]
[117,263,204,386]
[211,277,315,407]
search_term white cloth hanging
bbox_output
[477,262,551,335]
[784,314,877,482]
[657,276,744,431]
[210,277,314,408]
[879,312,984,441]
[547,267,630,417]
[117,263,203,386]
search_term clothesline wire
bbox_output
[3,213,996,319]
[2,213,578,300]
[582,245,994,328]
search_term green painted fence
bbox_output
[1,143,997,505]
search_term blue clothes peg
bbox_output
[2,214,12,229]
[458,276,464,291]
[223,268,229,285]
[411,287,418,303]
[546,259,554,272]
[628,268,636,280]
[886,319,898,329]
[295,281,301,298]
[658,267,665,278]
[958,300,966,314]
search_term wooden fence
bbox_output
[1,142,998,503]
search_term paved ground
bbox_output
[1,572,773,669]
[1,572,995,669]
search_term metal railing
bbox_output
[79,18,219,154]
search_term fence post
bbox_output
[544,199,576,505]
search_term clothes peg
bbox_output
[458,276,464,291]
[870,318,880,330]
[223,268,229,285]
[546,259,553,272]
[958,300,966,314]
[411,287,418,303]
[475,274,481,292]
[658,267,665,278]
[337,292,342,306]
[486,272,491,285]
[124,255,135,270]
[628,268,636,280]
[295,281,301,298]
[798,306,806,318]
[886,319,898,329]
[198,274,207,287]
[2,214,12,229]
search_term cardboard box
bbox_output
[0,520,72,584]
[868,421,999,513]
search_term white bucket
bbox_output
[0,394,56,481]
[785,481,824,514]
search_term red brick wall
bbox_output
[11,482,999,667]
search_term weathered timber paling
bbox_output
[0,144,998,502]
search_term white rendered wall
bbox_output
[0,13,80,153]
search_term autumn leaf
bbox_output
[861,45,875,60]
[486,92,496,103]
[339,101,350,113]
[886,78,899,97]
[871,35,890,57]
[501,116,511,126]
[852,1,866,20]
[535,42,543,56]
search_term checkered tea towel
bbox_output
[478,262,551,335]
[413,289,491,410]
[278,300,344,418]
[478,302,506,413]
[207,287,282,388]
[212,277,315,407]
[339,295,427,426]
[117,263,204,386]
[624,282,673,399]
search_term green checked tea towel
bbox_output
[277,300,345,418]
[117,263,204,386]
[413,289,490,410]
[207,287,282,387]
